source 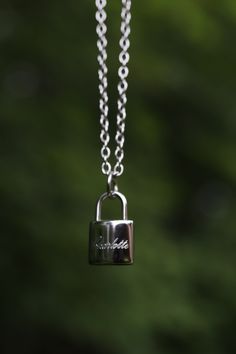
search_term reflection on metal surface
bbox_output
[89,220,133,265]
[89,191,134,265]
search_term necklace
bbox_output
[89,0,134,265]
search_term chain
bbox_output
[95,0,132,178]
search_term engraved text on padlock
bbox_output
[89,191,134,265]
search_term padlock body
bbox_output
[89,220,133,265]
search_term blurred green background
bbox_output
[1,0,236,353]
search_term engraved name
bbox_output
[96,236,129,250]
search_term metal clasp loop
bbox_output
[107,173,118,196]
[95,191,128,221]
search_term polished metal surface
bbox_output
[89,220,133,265]
[89,191,134,265]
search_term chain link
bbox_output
[95,0,132,177]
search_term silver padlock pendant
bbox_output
[89,191,134,265]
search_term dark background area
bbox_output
[1,1,236,353]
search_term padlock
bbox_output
[89,191,134,265]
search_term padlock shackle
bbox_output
[96,191,128,221]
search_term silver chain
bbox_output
[95,0,132,178]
